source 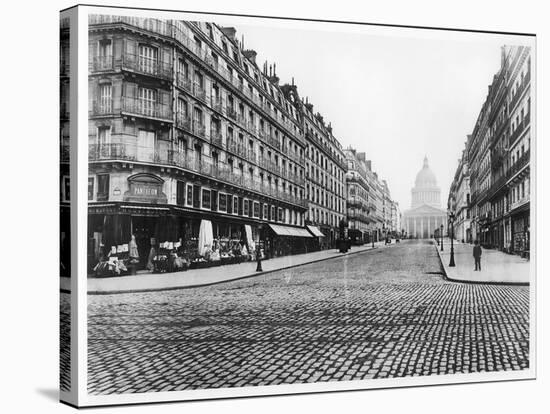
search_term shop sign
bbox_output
[123,173,167,204]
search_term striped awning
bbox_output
[268,224,314,238]
[307,225,325,237]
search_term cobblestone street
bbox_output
[86,240,530,395]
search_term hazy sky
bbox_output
[218,20,522,211]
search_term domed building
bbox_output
[403,156,447,238]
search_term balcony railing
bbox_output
[89,142,306,207]
[227,108,238,120]
[487,174,508,200]
[175,113,191,132]
[89,15,173,37]
[119,53,172,80]
[509,71,531,111]
[193,121,206,139]
[507,149,530,180]
[193,83,208,103]
[509,112,530,145]
[91,100,114,116]
[121,97,172,121]
[212,97,224,114]
[210,129,223,147]
[176,73,193,93]
[90,55,114,72]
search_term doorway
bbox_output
[131,215,158,269]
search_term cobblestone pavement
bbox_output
[87,240,530,395]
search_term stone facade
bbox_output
[403,157,447,238]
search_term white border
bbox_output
[75,4,536,407]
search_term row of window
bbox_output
[194,22,298,119]
[305,126,345,168]
[308,207,343,228]
[175,181,303,225]
[306,185,345,213]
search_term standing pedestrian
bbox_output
[473,239,482,271]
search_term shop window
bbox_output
[176,180,185,206]
[97,174,109,201]
[202,188,211,209]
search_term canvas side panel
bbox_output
[59,6,79,407]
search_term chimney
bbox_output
[357,152,366,162]
[242,49,257,64]
[366,160,372,171]
[220,27,236,40]
[267,62,279,85]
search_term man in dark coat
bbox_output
[473,240,482,271]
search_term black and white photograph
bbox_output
[56,3,537,408]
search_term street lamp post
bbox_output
[256,224,263,272]
[371,230,375,248]
[449,212,456,267]
[440,224,444,251]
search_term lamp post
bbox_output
[449,212,456,267]
[371,230,375,248]
[256,224,263,272]
[440,224,444,251]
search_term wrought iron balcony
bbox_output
[175,113,191,132]
[227,108,238,120]
[509,112,530,145]
[507,149,530,180]
[210,129,223,147]
[176,73,193,93]
[121,97,172,121]
[509,71,531,111]
[193,121,206,139]
[90,55,114,72]
[91,100,114,116]
[212,97,224,114]
[87,142,305,209]
[89,15,173,37]
[193,83,207,103]
[119,53,172,80]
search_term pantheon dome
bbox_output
[403,156,447,239]
[411,156,441,209]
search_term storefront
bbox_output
[266,223,314,257]
[511,208,530,257]
[306,225,325,251]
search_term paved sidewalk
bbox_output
[62,242,390,294]
[435,238,530,284]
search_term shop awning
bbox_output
[268,224,314,238]
[307,225,325,237]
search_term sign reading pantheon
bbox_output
[403,156,447,238]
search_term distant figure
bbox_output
[473,240,482,271]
